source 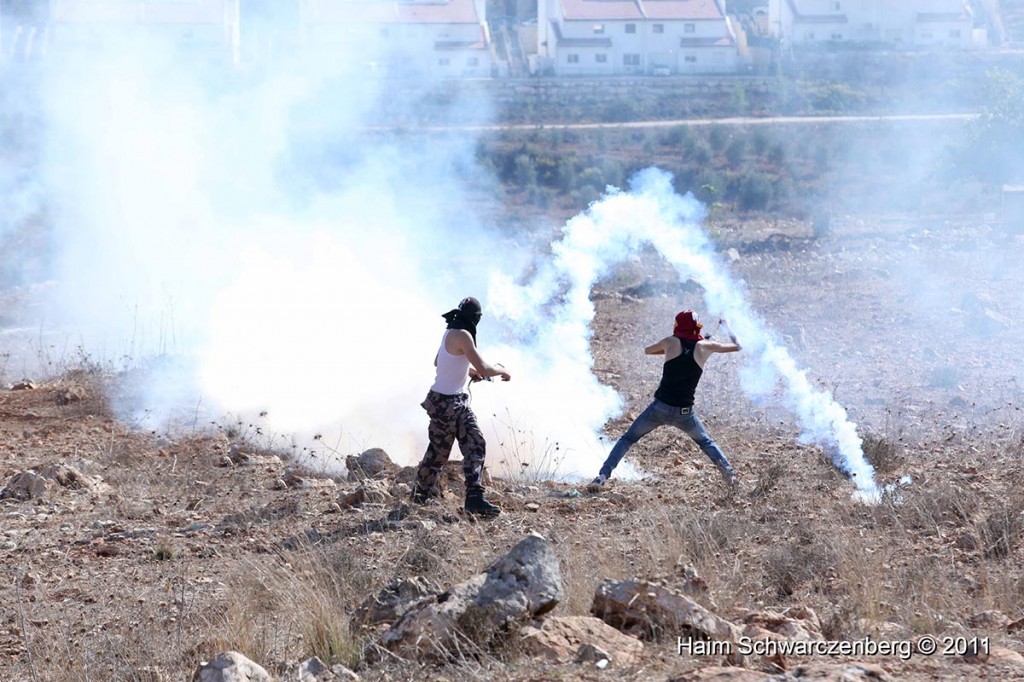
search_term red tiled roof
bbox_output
[311,0,481,25]
[557,0,724,21]
[558,0,643,21]
[641,0,723,21]
[784,0,848,25]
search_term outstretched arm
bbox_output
[695,320,741,364]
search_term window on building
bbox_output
[832,1,841,9]
[439,58,450,66]
[684,55,697,62]
[831,33,842,40]
[467,57,479,66]
[380,28,390,38]
[593,24,604,34]
[805,32,815,40]
[950,29,961,38]
[596,54,608,63]
[921,32,933,39]
[624,54,640,66]
[625,23,636,34]
[683,23,694,34]
[567,54,579,63]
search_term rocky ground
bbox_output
[1,213,1024,682]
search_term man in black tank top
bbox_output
[587,310,742,492]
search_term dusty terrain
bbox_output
[1,210,1023,681]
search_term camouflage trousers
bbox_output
[413,390,486,497]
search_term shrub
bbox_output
[862,434,902,474]
[725,137,748,166]
[737,173,773,211]
[513,154,536,187]
[689,140,712,165]
[767,141,788,168]
[661,125,693,148]
[708,125,728,151]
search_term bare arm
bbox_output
[699,340,741,354]
[449,330,511,381]
[644,337,672,355]
[694,321,741,366]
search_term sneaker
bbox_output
[586,474,607,493]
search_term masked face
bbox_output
[673,310,704,340]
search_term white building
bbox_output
[537,0,738,76]
[47,0,240,59]
[771,0,977,49]
[299,0,493,77]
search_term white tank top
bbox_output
[431,330,471,395]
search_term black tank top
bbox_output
[653,338,702,408]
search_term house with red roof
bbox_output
[300,0,492,77]
[771,0,978,48]
[536,0,738,75]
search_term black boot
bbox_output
[410,485,437,505]
[464,490,501,517]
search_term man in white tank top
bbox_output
[412,297,511,517]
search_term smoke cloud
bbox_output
[2,12,877,498]
[486,168,878,494]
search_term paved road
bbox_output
[379,112,979,133]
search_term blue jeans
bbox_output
[598,399,735,479]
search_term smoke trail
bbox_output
[488,167,879,495]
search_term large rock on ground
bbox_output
[346,448,396,481]
[191,652,271,682]
[338,480,392,509]
[382,533,563,660]
[520,615,643,666]
[290,656,360,681]
[352,576,441,630]
[592,578,740,644]
[0,471,49,500]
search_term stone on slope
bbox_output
[381,533,563,660]
[520,615,642,666]
[191,652,271,682]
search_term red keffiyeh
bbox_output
[673,310,703,341]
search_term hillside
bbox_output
[2,211,1023,681]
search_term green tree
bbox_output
[958,68,1024,184]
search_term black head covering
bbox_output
[442,296,482,344]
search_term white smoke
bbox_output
[6,19,876,497]
[486,168,879,495]
[9,14,505,456]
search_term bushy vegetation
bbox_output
[477,123,816,215]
